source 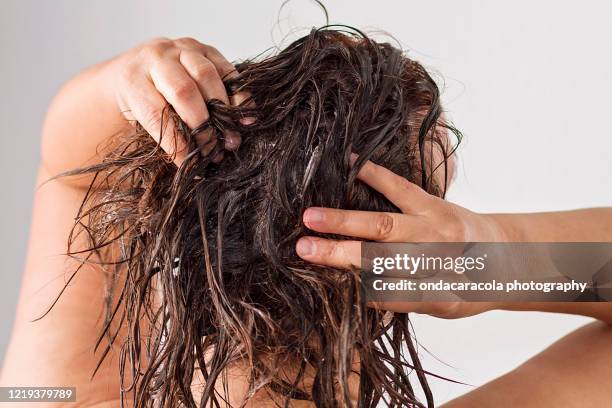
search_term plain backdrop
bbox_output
[1,0,611,404]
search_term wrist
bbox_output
[484,213,524,242]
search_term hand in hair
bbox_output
[41,37,244,184]
[111,37,244,163]
[296,158,505,318]
[297,160,612,321]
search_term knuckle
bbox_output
[397,177,416,193]
[192,61,217,82]
[195,42,214,52]
[170,79,197,100]
[328,240,345,261]
[375,213,395,240]
[139,38,173,60]
[175,37,201,48]
[359,162,375,179]
[332,210,346,229]
[150,36,171,45]
[140,45,165,61]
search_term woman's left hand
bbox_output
[295,159,507,318]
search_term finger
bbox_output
[303,207,439,242]
[149,60,220,156]
[173,38,233,71]
[352,154,430,213]
[200,43,239,80]
[196,42,255,130]
[175,39,248,147]
[226,68,255,127]
[180,51,229,104]
[198,43,256,127]
[148,60,209,130]
[231,92,256,127]
[125,77,188,166]
[196,46,246,148]
[295,237,361,269]
[222,131,241,151]
[180,48,240,150]
[179,51,242,151]
[303,208,400,241]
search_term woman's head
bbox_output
[70,27,460,407]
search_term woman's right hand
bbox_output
[109,37,244,165]
[42,37,244,182]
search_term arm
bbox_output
[492,208,612,242]
[294,158,612,319]
[1,37,238,407]
[442,321,612,408]
[295,159,612,406]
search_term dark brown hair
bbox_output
[63,27,460,407]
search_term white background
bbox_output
[1,1,610,404]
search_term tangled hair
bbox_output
[63,27,460,407]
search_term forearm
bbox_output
[490,208,612,242]
[442,321,612,407]
[40,57,127,184]
[499,302,612,324]
[486,209,612,322]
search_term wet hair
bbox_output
[63,27,460,407]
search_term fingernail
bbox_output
[240,116,256,126]
[303,208,324,224]
[224,131,241,150]
[296,238,314,257]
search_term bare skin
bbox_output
[296,160,612,406]
[2,37,243,408]
[2,36,612,407]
